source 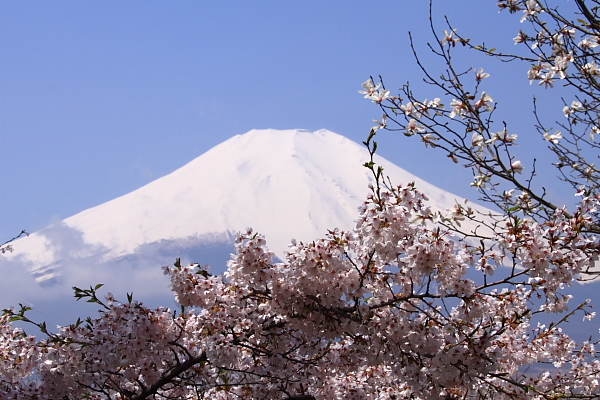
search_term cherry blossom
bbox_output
[421,133,439,148]
[3,174,598,399]
[579,37,599,50]
[513,30,528,44]
[470,174,490,189]
[474,68,490,82]
[521,0,541,23]
[474,91,494,110]
[582,62,600,76]
[539,71,557,88]
[358,79,380,98]
[563,101,582,118]
[471,132,484,147]
[592,126,600,142]
[441,29,459,47]
[449,98,468,118]
[367,88,392,103]
[486,128,518,145]
[406,118,425,135]
[511,160,524,173]
[498,0,523,14]
[401,101,422,118]
[544,130,563,143]
[372,115,387,132]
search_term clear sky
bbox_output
[0,1,572,241]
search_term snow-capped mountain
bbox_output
[5,128,482,275]
[1,129,489,325]
[4,128,598,342]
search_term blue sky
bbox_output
[0,1,572,241]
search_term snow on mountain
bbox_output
[4,128,599,343]
[1,129,490,324]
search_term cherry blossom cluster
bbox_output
[0,313,39,398]
[360,2,600,230]
[494,0,600,197]
[497,0,591,89]
[1,178,599,399]
[359,80,392,104]
[349,1,600,397]
[361,72,528,195]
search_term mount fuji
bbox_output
[3,128,599,342]
[1,129,488,326]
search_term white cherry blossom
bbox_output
[544,130,563,143]
[372,115,387,131]
[511,160,524,173]
[358,79,380,98]
[406,118,425,135]
[474,68,490,82]
[367,88,392,103]
[441,29,459,47]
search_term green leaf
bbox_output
[198,269,210,278]
[20,304,32,313]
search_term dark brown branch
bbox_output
[131,351,207,400]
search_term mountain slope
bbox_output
[2,129,489,319]
[8,129,479,270]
